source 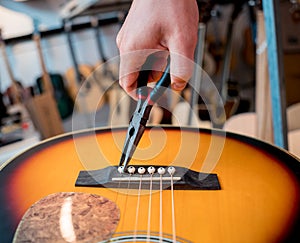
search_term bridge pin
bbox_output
[158,167,166,175]
[118,166,125,174]
[127,166,136,174]
[138,167,146,174]
[147,166,156,175]
[168,166,176,175]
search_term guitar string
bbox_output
[133,174,143,243]
[114,178,122,208]
[170,174,177,243]
[147,173,154,242]
[125,173,132,224]
[123,173,132,238]
[113,174,122,231]
[159,173,163,243]
[114,168,175,242]
[115,171,131,234]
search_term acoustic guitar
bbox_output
[90,15,129,126]
[0,29,25,105]
[32,19,74,120]
[91,15,119,81]
[64,20,105,114]
[0,126,300,242]
[0,28,34,134]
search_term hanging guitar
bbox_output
[90,15,130,126]
[0,29,25,106]
[26,18,64,139]
[91,15,119,83]
[97,13,149,126]
[1,126,300,242]
[32,19,74,120]
[0,28,34,132]
[64,20,105,114]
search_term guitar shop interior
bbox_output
[0,0,299,165]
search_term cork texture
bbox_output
[13,192,120,243]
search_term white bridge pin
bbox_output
[168,166,176,176]
[127,166,136,174]
[138,167,146,174]
[158,167,166,175]
[118,166,125,174]
[147,166,156,175]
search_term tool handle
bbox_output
[149,59,171,103]
[136,56,154,98]
[137,55,171,102]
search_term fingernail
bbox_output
[172,82,186,90]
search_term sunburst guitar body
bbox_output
[0,127,300,243]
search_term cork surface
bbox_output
[13,192,120,243]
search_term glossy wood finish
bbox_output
[1,126,300,242]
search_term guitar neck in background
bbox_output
[64,21,83,84]
[31,18,55,95]
[0,29,22,104]
[91,16,107,64]
[27,19,65,138]
[32,33,54,95]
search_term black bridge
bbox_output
[75,165,220,190]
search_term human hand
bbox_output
[116,0,199,99]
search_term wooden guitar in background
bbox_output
[32,19,74,120]
[91,15,118,81]
[91,14,132,126]
[64,20,105,114]
[24,19,64,139]
[0,28,34,129]
[1,126,300,242]
[0,29,25,105]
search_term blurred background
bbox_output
[0,0,299,163]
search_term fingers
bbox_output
[167,31,198,92]
[118,50,169,99]
[116,0,199,97]
[118,34,197,97]
[148,51,169,83]
[118,51,148,98]
[118,50,196,100]
[169,52,195,92]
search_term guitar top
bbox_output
[0,126,300,242]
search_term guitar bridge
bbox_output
[75,165,221,190]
